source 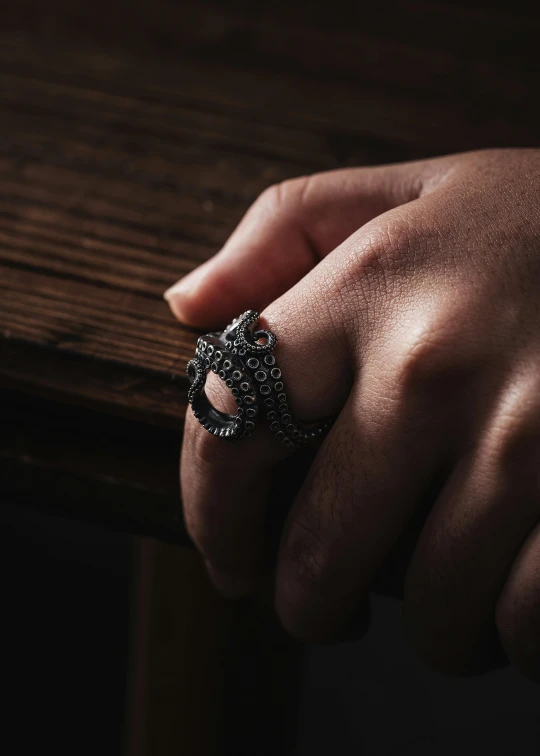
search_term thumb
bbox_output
[164,159,448,329]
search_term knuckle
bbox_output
[397,327,454,394]
[258,182,283,213]
[392,301,479,400]
[348,224,396,279]
[341,216,422,314]
[360,215,417,268]
[257,177,310,217]
[484,381,540,476]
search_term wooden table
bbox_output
[1,2,539,753]
[2,0,540,531]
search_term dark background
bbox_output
[3,504,132,754]
[2,1,540,754]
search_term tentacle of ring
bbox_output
[188,334,259,439]
[186,311,332,447]
[241,346,332,448]
[234,309,277,354]
[186,356,206,404]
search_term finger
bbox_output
[179,160,457,601]
[497,521,540,682]
[273,352,455,642]
[165,159,448,328]
[181,257,355,597]
[181,408,280,596]
[404,375,540,675]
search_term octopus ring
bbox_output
[186,310,333,448]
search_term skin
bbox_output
[165,149,540,681]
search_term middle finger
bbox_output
[181,269,353,596]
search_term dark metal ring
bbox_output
[186,310,332,447]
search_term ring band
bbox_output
[187,310,332,447]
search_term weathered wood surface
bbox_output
[1,0,539,533]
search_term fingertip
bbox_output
[164,262,217,327]
[164,283,197,325]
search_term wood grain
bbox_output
[2,5,537,753]
[1,0,539,485]
[0,389,187,540]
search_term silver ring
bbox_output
[187,310,332,447]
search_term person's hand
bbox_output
[165,149,540,680]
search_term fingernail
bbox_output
[205,561,259,599]
[163,278,188,302]
[163,264,208,302]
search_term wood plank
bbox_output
[2,2,539,149]
[1,0,539,426]
[7,6,537,753]
[2,32,537,155]
[0,267,188,372]
[0,389,187,540]
[126,541,304,756]
[0,340,187,425]
[126,541,226,756]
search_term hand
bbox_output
[165,149,540,680]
